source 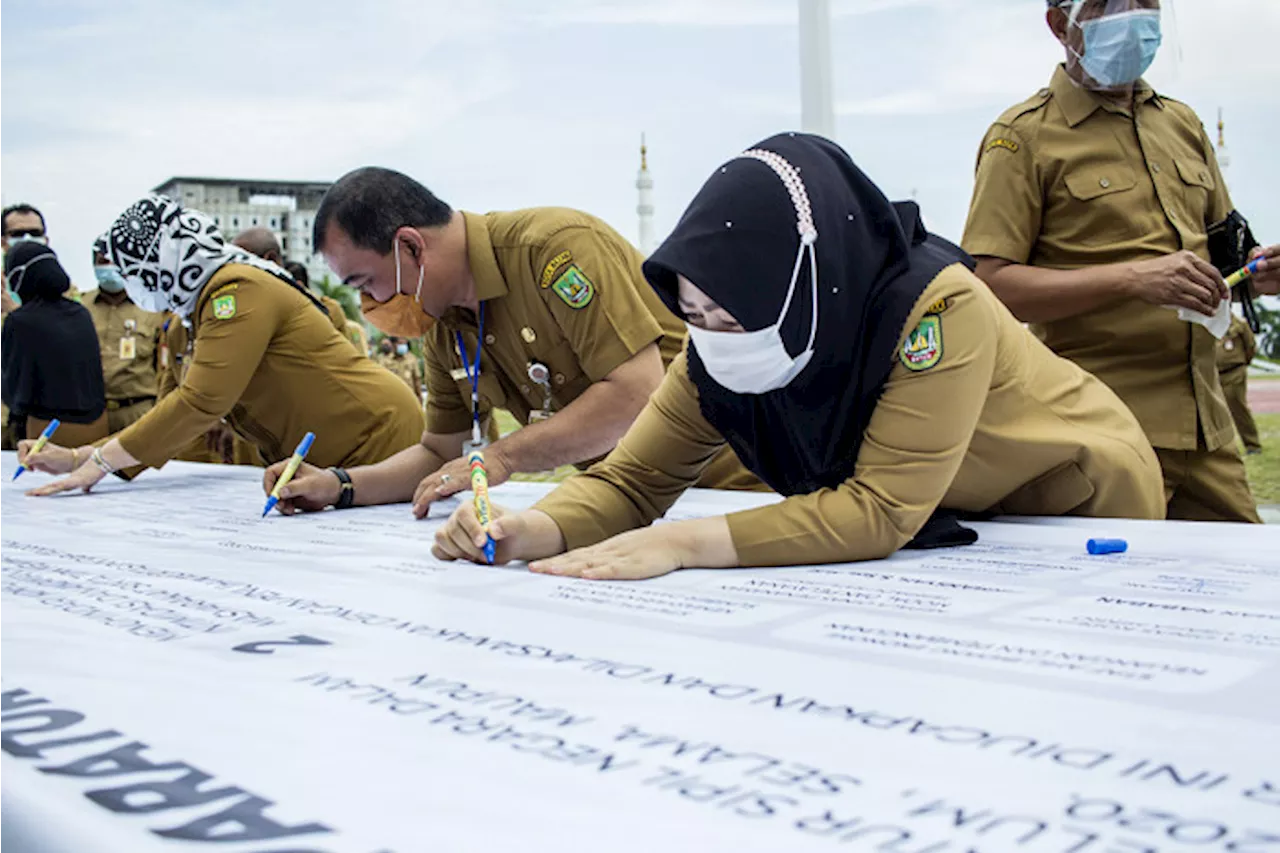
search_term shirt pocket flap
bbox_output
[1063,165,1137,201]
[1174,158,1216,190]
[998,460,1095,517]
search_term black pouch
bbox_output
[903,511,979,550]
[1207,210,1261,333]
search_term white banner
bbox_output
[2,453,1278,852]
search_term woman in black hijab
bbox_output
[432,133,1165,579]
[2,242,108,446]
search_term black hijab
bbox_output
[2,242,106,424]
[645,133,977,545]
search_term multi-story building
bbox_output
[151,177,333,283]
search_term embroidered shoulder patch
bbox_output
[900,315,942,371]
[551,265,595,309]
[540,250,573,289]
[985,137,1020,154]
[212,294,238,320]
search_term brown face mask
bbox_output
[359,238,436,338]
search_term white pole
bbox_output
[798,0,835,139]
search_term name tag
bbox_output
[119,337,137,361]
[450,367,469,381]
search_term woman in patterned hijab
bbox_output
[97,194,294,316]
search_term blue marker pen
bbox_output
[262,432,316,517]
[13,419,60,481]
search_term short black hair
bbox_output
[313,167,452,255]
[284,260,309,286]
[2,203,47,234]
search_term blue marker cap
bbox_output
[482,536,496,565]
[295,431,316,457]
[1087,538,1128,555]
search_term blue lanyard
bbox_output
[454,303,485,443]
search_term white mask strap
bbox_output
[736,147,821,351]
[394,236,403,296]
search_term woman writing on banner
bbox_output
[17,195,423,492]
[432,133,1165,579]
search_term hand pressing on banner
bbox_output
[529,517,737,581]
[433,500,740,581]
[23,438,141,497]
[411,449,513,519]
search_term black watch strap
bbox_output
[330,467,355,510]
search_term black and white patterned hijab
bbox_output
[97,194,291,317]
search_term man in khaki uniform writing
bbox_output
[962,0,1280,522]
[1217,313,1262,455]
[263,166,758,517]
[85,246,163,433]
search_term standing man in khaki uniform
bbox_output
[261,166,759,518]
[374,336,424,401]
[1217,313,1262,455]
[85,247,163,433]
[961,0,1280,522]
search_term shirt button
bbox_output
[1099,178,1111,189]
[484,334,496,345]
[554,373,566,385]
[1200,171,1209,181]
[1151,163,1161,174]
[521,385,531,394]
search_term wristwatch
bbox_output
[330,467,355,510]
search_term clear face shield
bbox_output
[1056,0,1163,91]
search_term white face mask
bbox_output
[686,228,819,395]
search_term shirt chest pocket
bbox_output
[1171,157,1214,227]
[1063,164,1138,202]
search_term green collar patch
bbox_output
[900,314,942,371]
[551,264,594,309]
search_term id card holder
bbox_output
[119,336,137,360]
[528,409,552,424]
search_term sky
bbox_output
[3,0,1279,289]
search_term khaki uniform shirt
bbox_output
[962,65,1234,452]
[119,264,423,469]
[535,265,1165,566]
[82,289,163,403]
[376,352,424,397]
[422,209,684,436]
[416,209,755,493]
[1217,314,1256,374]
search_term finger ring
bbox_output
[440,474,452,484]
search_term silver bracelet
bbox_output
[90,447,117,475]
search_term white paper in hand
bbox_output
[1172,297,1231,339]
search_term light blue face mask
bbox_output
[1078,9,1162,89]
[395,343,409,356]
[94,265,127,293]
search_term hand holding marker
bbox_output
[262,432,315,517]
[468,448,497,564]
[13,419,59,481]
